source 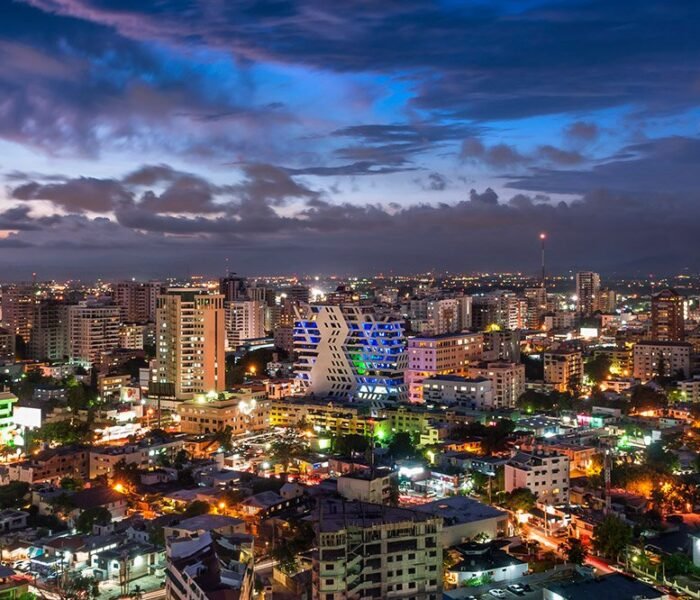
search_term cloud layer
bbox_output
[0,0,699,277]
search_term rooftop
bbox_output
[317,499,438,533]
[415,495,505,526]
[544,573,662,600]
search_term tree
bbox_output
[57,574,100,600]
[503,487,537,513]
[113,459,141,488]
[333,434,369,456]
[0,481,29,509]
[182,500,210,518]
[592,514,632,560]
[270,437,306,472]
[213,426,234,452]
[60,477,84,492]
[76,507,112,534]
[560,537,586,564]
[387,431,420,459]
[585,354,611,385]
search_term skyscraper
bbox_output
[68,301,121,366]
[113,281,161,323]
[30,299,68,361]
[224,299,266,349]
[156,289,225,399]
[294,304,407,401]
[1,284,37,344]
[651,288,685,341]
[575,271,601,316]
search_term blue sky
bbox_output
[0,0,699,278]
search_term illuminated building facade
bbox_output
[543,349,583,393]
[632,340,691,380]
[177,390,270,435]
[156,289,225,399]
[575,271,601,316]
[651,288,685,341]
[405,332,483,403]
[294,304,407,401]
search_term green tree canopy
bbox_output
[182,500,210,518]
[503,487,537,512]
[560,537,586,564]
[585,354,611,384]
[75,507,112,534]
[592,514,632,560]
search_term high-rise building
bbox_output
[596,289,617,314]
[313,498,443,600]
[113,281,161,323]
[224,300,266,350]
[575,272,601,316]
[294,304,408,401]
[1,284,37,344]
[29,300,68,361]
[524,286,547,328]
[68,301,121,366]
[219,274,247,302]
[156,289,225,399]
[0,328,14,364]
[543,349,583,393]
[405,332,483,403]
[288,284,310,304]
[651,288,685,341]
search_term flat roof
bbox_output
[414,495,506,525]
[317,499,437,533]
[544,573,662,600]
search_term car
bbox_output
[507,583,525,596]
[489,590,507,599]
[522,584,533,592]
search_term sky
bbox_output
[0,0,699,279]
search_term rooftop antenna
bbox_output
[539,233,546,287]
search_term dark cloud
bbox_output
[461,138,582,168]
[415,172,448,191]
[564,121,600,143]
[22,0,700,122]
[507,136,700,195]
[285,162,414,177]
[11,177,131,212]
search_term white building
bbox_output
[505,450,570,504]
[337,468,397,504]
[68,301,121,366]
[405,332,483,403]
[679,377,700,402]
[632,341,691,381]
[465,362,525,408]
[225,300,266,350]
[421,375,494,408]
[294,304,408,401]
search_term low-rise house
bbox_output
[445,541,528,587]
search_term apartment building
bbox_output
[89,437,186,479]
[156,289,226,399]
[224,299,266,350]
[406,332,483,403]
[337,468,397,504]
[314,499,442,600]
[543,349,583,393]
[177,389,270,435]
[6,447,90,484]
[421,375,494,408]
[68,301,121,366]
[165,530,254,600]
[505,450,570,504]
[632,340,692,381]
[465,361,525,408]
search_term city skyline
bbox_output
[1,1,699,277]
